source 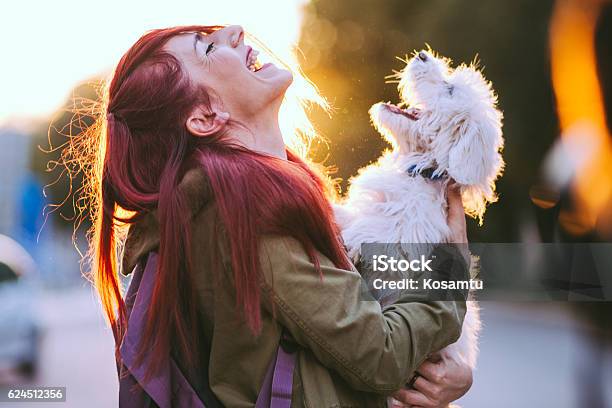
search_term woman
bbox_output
[87,24,472,407]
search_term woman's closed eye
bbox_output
[193,33,215,59]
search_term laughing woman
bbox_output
[82,25,473,407]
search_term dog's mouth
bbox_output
[382,103,421,120]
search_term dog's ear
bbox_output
[447,109,504,223]
[447,113,497,185]
[444,65,504,223]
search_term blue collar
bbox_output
[406,165,448,180]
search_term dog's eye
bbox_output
[447,85,455,96]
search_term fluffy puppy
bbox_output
[336,49,504,371]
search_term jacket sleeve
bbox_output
[258,236,467,395]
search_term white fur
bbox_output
[336,50,504,375]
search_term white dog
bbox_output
[335,49,504,375]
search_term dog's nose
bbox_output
[418,51,428,61]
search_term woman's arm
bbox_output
[392,182,473,407]
[258,235,467,395]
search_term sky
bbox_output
[0,0,307,126]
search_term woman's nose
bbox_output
[225,25,244,48]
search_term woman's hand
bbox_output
[447,181,467,244]
[446,181,470,266]
[391,352,473,408]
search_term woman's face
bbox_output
[165,25,293,123]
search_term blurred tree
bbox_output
[298,0,561,241]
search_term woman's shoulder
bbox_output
[122,166,215,275]
[179,166,214,218]
[259,235,309,262]
[180,166,223,237]
[257,235,353,284]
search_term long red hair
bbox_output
[92,26,350,379]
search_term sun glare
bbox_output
[0,0,309,129]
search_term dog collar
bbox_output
[406,165,447,180]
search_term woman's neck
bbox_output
[231,109,287,160]
[247,118,287,159]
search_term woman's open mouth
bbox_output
[246,47,264,72]
[382,103,420,120]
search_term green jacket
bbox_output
[121,168,466,408]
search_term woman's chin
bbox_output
[278,69,294,90]
[256,64,292,84]
[265,68,293,97]
[247,65,293,107]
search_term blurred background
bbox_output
[1,0,611,406]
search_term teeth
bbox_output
[247,50,260,72]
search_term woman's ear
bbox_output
[186,105,230,137]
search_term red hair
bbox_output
[93,26,350,380]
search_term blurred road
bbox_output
[3,287,118,407]
[2,290,611,407]
[457,303,612,408]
